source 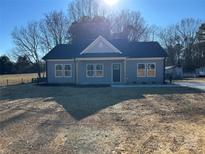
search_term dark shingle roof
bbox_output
[43,39,167,60]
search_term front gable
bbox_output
[80,36,122,55]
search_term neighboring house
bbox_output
[165,66,183,79]
[43,36,167,85]
[196,67,205,77]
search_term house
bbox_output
[43,36,167,85]
[165,66,183,79]
[196,67,205,77]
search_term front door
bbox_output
[112,64,121,83]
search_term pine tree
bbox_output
[197,23,205,42]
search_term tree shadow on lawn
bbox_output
[0,84,204,121]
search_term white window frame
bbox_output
[86,64,104,78]
[137,63,156,78]
[55,64,64,78]
[64,64,72,78]
[137,63,146,77]
[55,64,72,78]
[147,63,156,78]
[86,64,95,78]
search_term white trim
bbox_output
[80,35,122,55]
[127,57,164,60]
[55,64,72,78]
[86,63,104,78]
[111,63,121,83]
[48,57,163,61]
[76,57,126,61]
[137,63,146,77]
[136,63,156,78]
[55,64,64,78]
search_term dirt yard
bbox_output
[0,84,205,154]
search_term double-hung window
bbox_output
[96,64,104,77]
[86,64,104,77]
[147,64,156,77]
[137,64,146,77]
[87,64,95,77]
[137,63,156,77]
[55,64,72,77]
[64,64,72,77]
[55,64,63,77]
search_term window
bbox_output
[147,64,156,77]
[64,64,72,77]
[55,64,72,77]
[96,64,103,77]
[86,64,104,77]
[137,64,146,77]
[137,63,156,77]
[87,64,95,77]
[55,65,63,77]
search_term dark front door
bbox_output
[113,64,121,83]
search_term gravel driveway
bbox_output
[175,81,205,91]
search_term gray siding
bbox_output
[47,60,76,84]
[126,59,164,84]
[46,58,165,84]
[78,60,124,84]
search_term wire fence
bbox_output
[0,78,35,87]
[0,73,46,87]
[0,78,47,87]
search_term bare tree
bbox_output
[68,0,107,22]
[68,1,150,41]
[40,11,69,52]
[175,18,201,47]
[158,18,202,68]
[12,22,42,78]
[175,18,201,69]
[110,10,150,41]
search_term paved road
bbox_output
[175,81,205,91]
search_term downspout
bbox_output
[124,58,127,84]
[46,60,48,83]
[74,58,79,85]
[74,58,77,85]
[163,57,166,84]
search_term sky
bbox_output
[0,0,205,55]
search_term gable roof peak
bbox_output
[80,35,122,55]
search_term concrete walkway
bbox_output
[111,84,179,88]
[175,81,205,91]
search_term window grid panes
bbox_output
[147,64,156,77]
[64,65,72,77]
[86,64,104,77]
[56,65,63,77]
[137,64,146,77]
[137,63,156,77]
[55,64,72,77]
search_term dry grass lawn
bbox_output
[0,73,44,86]
[0,84,205,154]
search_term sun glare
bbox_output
[104,0,118,6]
